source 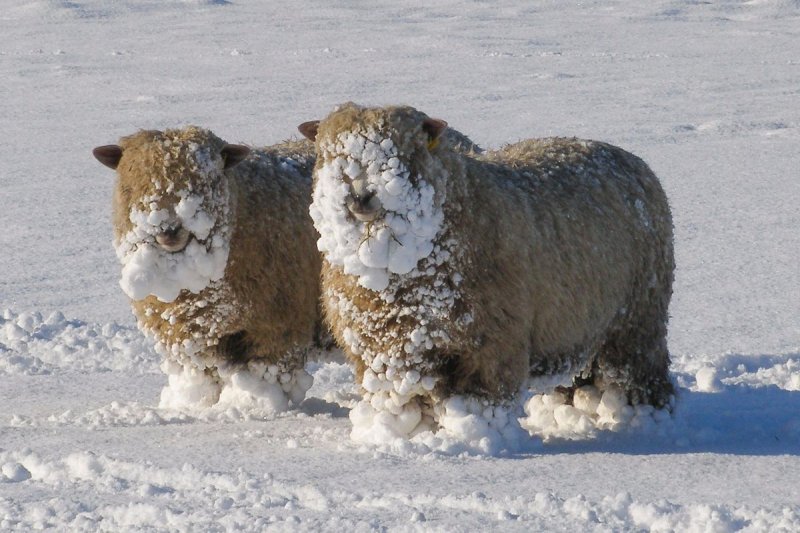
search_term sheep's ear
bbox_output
[298,120,320,141]
[422,118,448,150]
[221,144,250,169]
[93,145,123,170]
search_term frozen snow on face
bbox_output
[116,193,230,302]
[310,128,444,292]
[115,145,231,303]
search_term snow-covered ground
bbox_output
[1,0,798,530]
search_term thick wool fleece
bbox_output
[111,127,322,375]
[311,104,674,412]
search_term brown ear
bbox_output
[298,120,320,141]
[93,145,123,170]
[221,144,250,169]
[422,118,448,141]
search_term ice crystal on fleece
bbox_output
[140,283,236,373]
[326,246,462,368]
[310,129,444,292]
[324,244,469,431]
[115,141,232,303]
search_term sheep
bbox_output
[93,126,324,412]
[298,103,675,443]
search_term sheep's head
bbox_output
[94,127,250,302]
[299,104,449,292]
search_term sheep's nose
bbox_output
[346,190,382,222]
[155,226,191,252]
[346,177,382,221]
[355,190,376,205]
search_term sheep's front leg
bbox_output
[158,355,223,411]
[214,345,313,414]
[349,359,530,453]
[432,394,530,454]
[349,366,439,443]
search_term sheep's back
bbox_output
[456,137,673,358]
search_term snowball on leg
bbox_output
[431,395,530,454]
[349,395,425,444]
[214,359,313,416]
[158,361,222,411]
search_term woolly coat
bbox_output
[312,105,674,407]
[110,127,322,371]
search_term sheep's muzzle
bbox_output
[346,178,382,222]
[156,227,192,253]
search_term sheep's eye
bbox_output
[341,175,353,185]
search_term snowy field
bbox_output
[1,0,799,530]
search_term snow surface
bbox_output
[1,0,799,530]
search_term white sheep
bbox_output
[299,103,675,444]
[93,126,323,412]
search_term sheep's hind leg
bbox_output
[593,325,674,410]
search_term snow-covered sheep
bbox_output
[93,126,323,412]
[299,103,674,445]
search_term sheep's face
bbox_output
[303,104,449,292]
[97,127,249,303]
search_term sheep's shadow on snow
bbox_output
[533,386,800,457]
[298,397,350,418]
[291,384,799,458]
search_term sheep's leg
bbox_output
[592,322,674,409]
[349,385,531,452]
[216,330,254,364]
[214,345,313,412]
[437,340,531,403]
[349,345,532,449]
[158,359,223,411]
[428,392,531,453]
[625,335,673,409]
[424,350,532,451]
[312,319,336,351]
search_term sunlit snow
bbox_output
[1,0,798,530]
